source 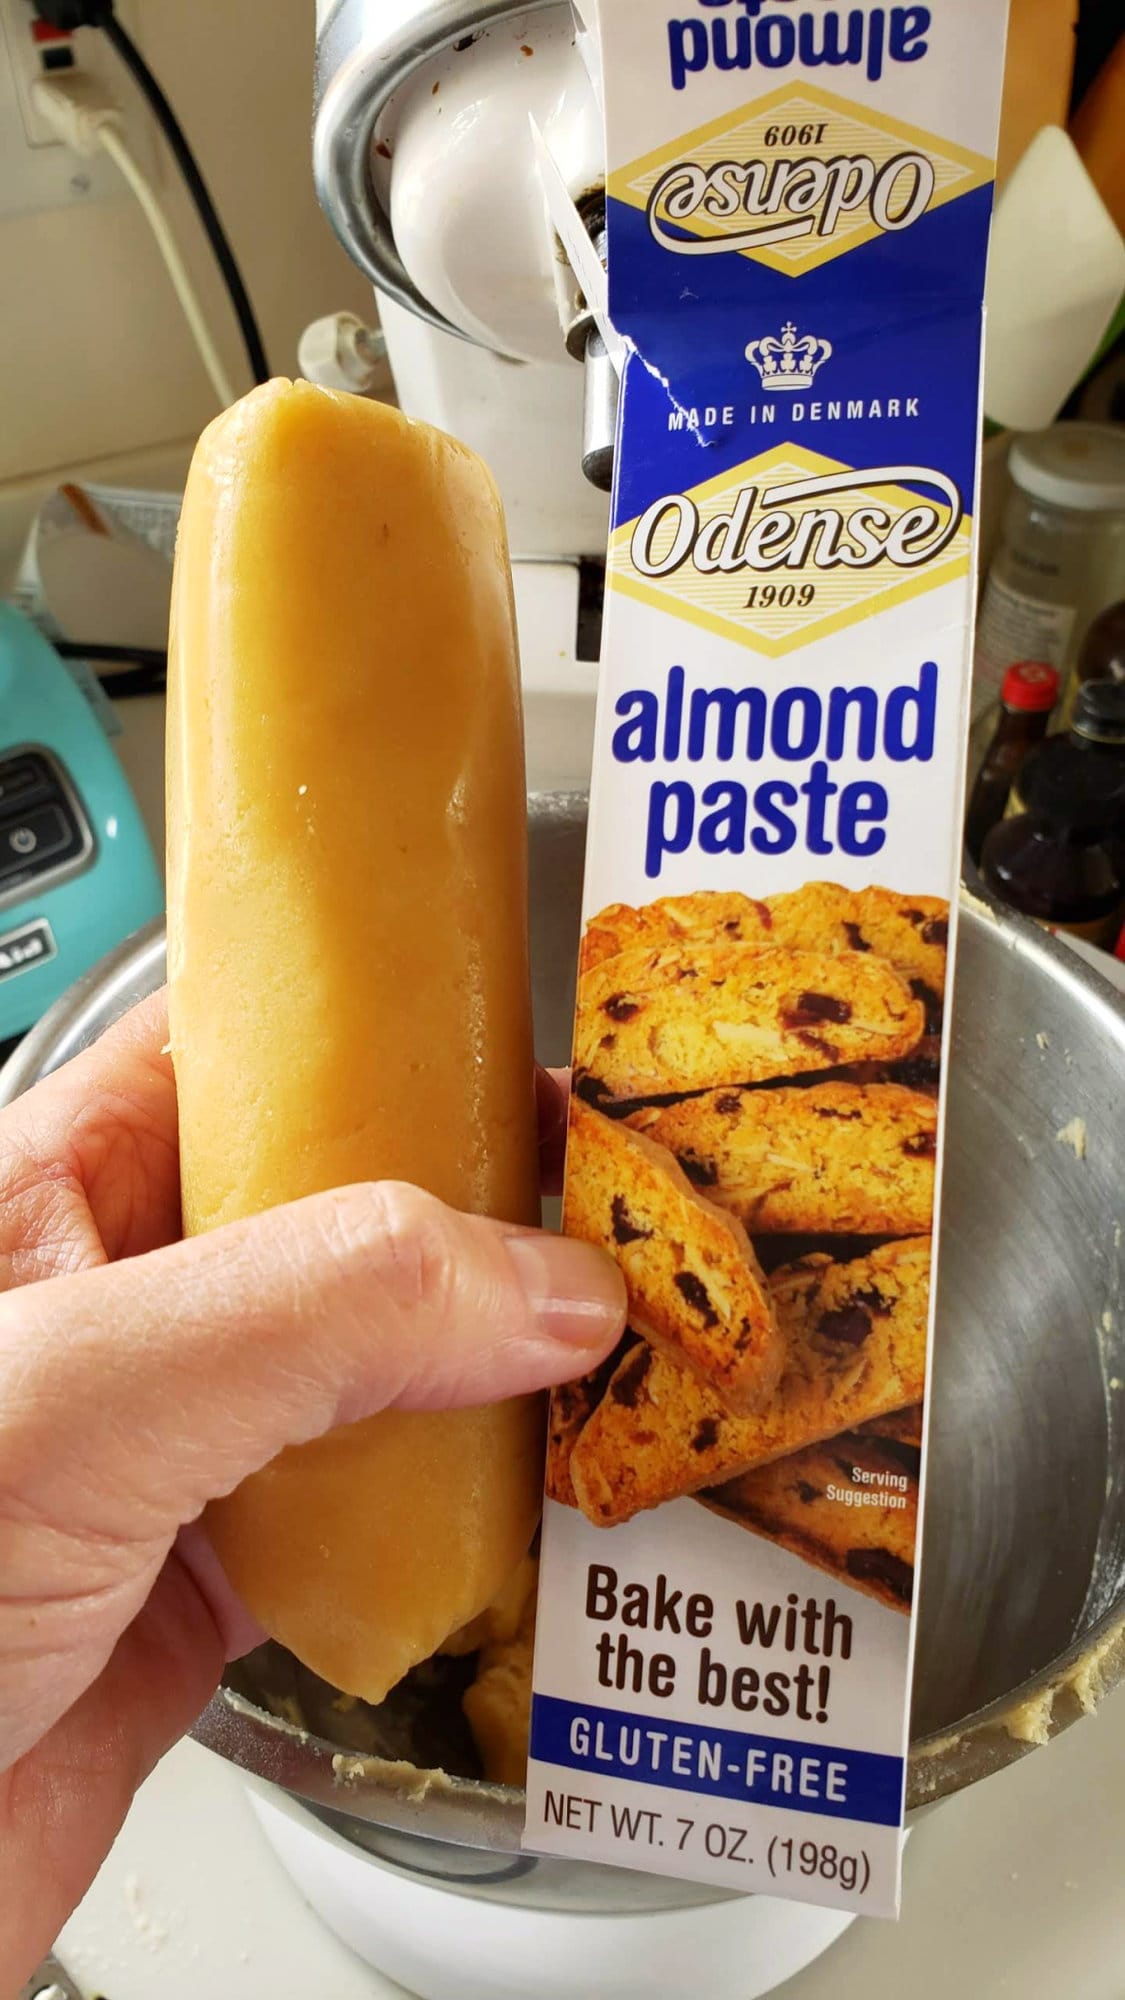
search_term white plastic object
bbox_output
[248,1788,856,2000]
[379,11,602,364]
[984,127,1125,433]
[28,70,121,155]
[297,311,388,394]
[1007,421,1125,513]
[375,291,609,561]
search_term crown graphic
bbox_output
[744,323,833,391]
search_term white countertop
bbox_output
[56,1678,1125,2000]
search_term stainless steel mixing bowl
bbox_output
[3,791,1123,1916]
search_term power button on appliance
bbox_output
[0,804,76,883]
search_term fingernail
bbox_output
[505,1234,627,1347]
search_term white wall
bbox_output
[0,0,373,507]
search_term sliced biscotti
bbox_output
[628,1081,936,1235]
[581,891,772,975]
[832,1034,943,1099]
[563,1100,783,1416]
[580,883,948,1025]
[575,941,925,1103]
[545,1332,633,1508]
[545,1334,926,1513]
[699,1409,922,1612]
[568,1238,930,1527]
[857,1403,924,1449]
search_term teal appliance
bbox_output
[0,604,163,1049]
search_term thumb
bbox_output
[0,1181,625,1547]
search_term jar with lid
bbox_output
[974,423,1125,722]
[980,750,1125,946]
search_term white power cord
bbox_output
[97,122,237,408]
[32,73,237,409]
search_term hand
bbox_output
[0,994,625,1985]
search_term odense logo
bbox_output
[630,464,963,584]
[611,82,994,279]
[647,143,934,257]
[607,444,972,655]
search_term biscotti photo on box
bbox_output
[550,879,942,1574]
[523,0,1010,1919]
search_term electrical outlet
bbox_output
[0,0,159,219]
[3,0,76,145]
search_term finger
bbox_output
[0,1549,226,1989]
[174,1518,267,1661]
[0,989,181,1270]
[3,1000,563,1276]
[0,1181,626,1552]
[535,1064,570,1195]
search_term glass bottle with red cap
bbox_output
[965,660,1059,866]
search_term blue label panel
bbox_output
[530,1694,905,1827]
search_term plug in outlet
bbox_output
[0,0,159,218]
[2,0,76,144]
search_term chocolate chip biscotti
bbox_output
[563,1100,783,1416]
[581,882,948,1021]
[699,1411,922,1613]
[568,1238,930,1527]
[575,940,925,1103]
[628,1081,936,1235]
[832,1033,944,1099]
[544,1332,633,1507]
[545,1321,927,1515]
[857,1404,924,1449]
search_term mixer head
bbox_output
[312,0,617,527]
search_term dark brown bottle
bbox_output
[1008,680,1125,829]
[1075,599,1125,691]
[965,660,1058,865]
[981,747,1125,945]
